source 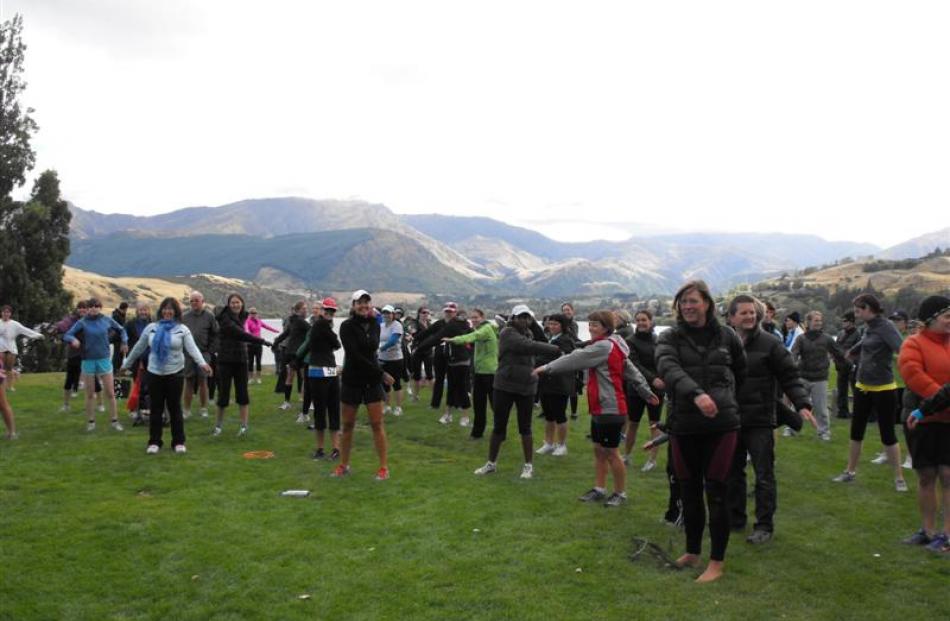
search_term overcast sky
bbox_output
[8,1,949,246]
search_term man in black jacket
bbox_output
[835,311,862,419]
[726,295,813,544]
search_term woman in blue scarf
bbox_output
[122,298,212,454]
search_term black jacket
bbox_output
[494,326,560,397]
[414,318,473,366]
[298,317,341,369]
[537,333,575,396]
[737,327,811,428]
[791,330,847,382]
[655,318,747,435]
[835,327,862,372]
[339,313,383,388]
[215,308,267,364]
[626,330,659,384]
[274,314,310,358]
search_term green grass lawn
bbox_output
[1,372,946,621]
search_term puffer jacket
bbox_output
[655,318,747,435]
[791,329,847,382]
[296,316,341,369]
[215,308,267,364]
[737,326,811,428]
[537,333,575,396]
[898,329,950,424]
[339,312,383,388]
[835,326,862,372]
[849,315,902,386]
[494,326,560,396]
[627,329,659,384]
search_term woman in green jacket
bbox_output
[446,308,498,438]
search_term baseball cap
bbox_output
[381,304,395,313]
[321,297,338,311]
[351,290,371,302]
[888,310,909,322]
[511,304,534,318]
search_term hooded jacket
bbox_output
[215,307,266,364]
[296,316,341,369]
[655,318,747,435]
[849,315,903,387]
[542,333,653,415]
[339,312,383,388]
[791,329,847,382]
[494,325,560,396]
[737,326,811,428]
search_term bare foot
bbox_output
[674,554,702,569]
[695,560,724,583]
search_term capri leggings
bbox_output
[446,365,471,409]
[850,387,898,446]
[411,351,434,381]
[492,389,534,439]
[247,343,263,373]
[309,376,341,431]
[216,361,250,407]
[540,393,569,424]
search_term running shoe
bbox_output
[199,408,209,418]
[328,448,340,461]
[438,413,452,424]
[375,467,390,481]
[831,471,856,483]
[473,462,497,475]
[97,404,106,413]
[578,488,607,502]
[520,463,534,479]
[146,444,159,455]
[782,427,796,437]
[295,412,309,424]
[603,492,627,508]
[86,421,96,432]
[895,479,909,493]
[212,426,222,437]
[59,404,69,413]
[925,533,949,553]
[746,530,773,545]
[174,445,187,454]
[536,443,555,455]
[552,444,568,456]
[902,455,913,469]
[111,420,124,432]
[819,432,832,442]
[6,432,18,440]
[393,407,403,417]
[182,410,191,420]
[330,464,351,478]
[901,529,932,545]
[383,406,393,415]
[312,448,326,460]
[870,452,888,465]
[622,455,631,466]
[641,459,656,473]
[237,425,248,437]
[459,416,470,427]
[278,401,292,411]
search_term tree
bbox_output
[0,15,38,197]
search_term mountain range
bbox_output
[66,198,945,297]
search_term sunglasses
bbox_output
[325,308,337,314]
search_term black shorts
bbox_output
[627,391,664,423]
[908,423,950,470]
[341,382,385,406]
[381,360,404,392]
[590,415,626,448]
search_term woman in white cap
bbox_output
[379,305,406,416]
[474,305,559,479]
[333,290,395,480]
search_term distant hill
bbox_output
[878,227,950,260]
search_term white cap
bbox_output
[351,289,371,302]
[381,304,395,313]
[511,304,534,318]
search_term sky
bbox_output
[7,1,950,247]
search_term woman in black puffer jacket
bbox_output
[214,293,271,437]
[655,280,746,583]
[535,313,575,456]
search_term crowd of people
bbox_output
[1,285,947,581]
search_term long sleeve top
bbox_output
[448,321,499,375]
[121,322,207,376]
[849,315,903,388]
[0,319,44,355]
[64,315,127,360]
[245,316,279,338]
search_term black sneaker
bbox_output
[746,530,773,544]
[328,448,340,461]
[312,448,326,461]
[603,492,627,508]
[578,488,607,502]
[902,529,932,545]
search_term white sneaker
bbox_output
[902,456,913,469]
[459,416,470,427]
[86,421,96,432]
[278,401,291,411]
[393,407,403,417]
[384,406,393,415]
[199,408,209,419]
[183,410,192,420]
[520,463,534,479]
[59,404,70,413]
[641,459,657,472]
[782,427,794,437]
[295,412,308,424]
[77,381,85,390]
[71,391,79,398]
[552,444,568,456]
[174,445,187,454]
[146,444,159,455]
[622,454,631,466]
[438,413,452,424]
[111,420,124,432]
[536,443,555,455]
[474,462,497,475]
[212,426,222,436]
[237,425,248,437]
[895,479,909,492]
[870,452,888,465]
[256,378,262,385]
[97,404,106,413]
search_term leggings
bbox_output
[147,372,185,447]
[309,376,340,431]
[430,354,447,409]
[492,389,534,439]
[540,393,569,424]
[471,373,494,438]
[64,358,82,391]
[247,343,263,373]
[411,351,434,381]
[850,388,898,445]
[300,366,312,414]
[217,361,250,407]
[446,365,471,409]
[670,431,738,562]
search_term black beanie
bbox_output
[841,311,855,323]
[917,295,950,323]
[786,311,801,324]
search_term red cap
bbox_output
[321,297,338,311]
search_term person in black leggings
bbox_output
[213,294,271,437]
[655,280,746,583]
[296,297,342,460]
